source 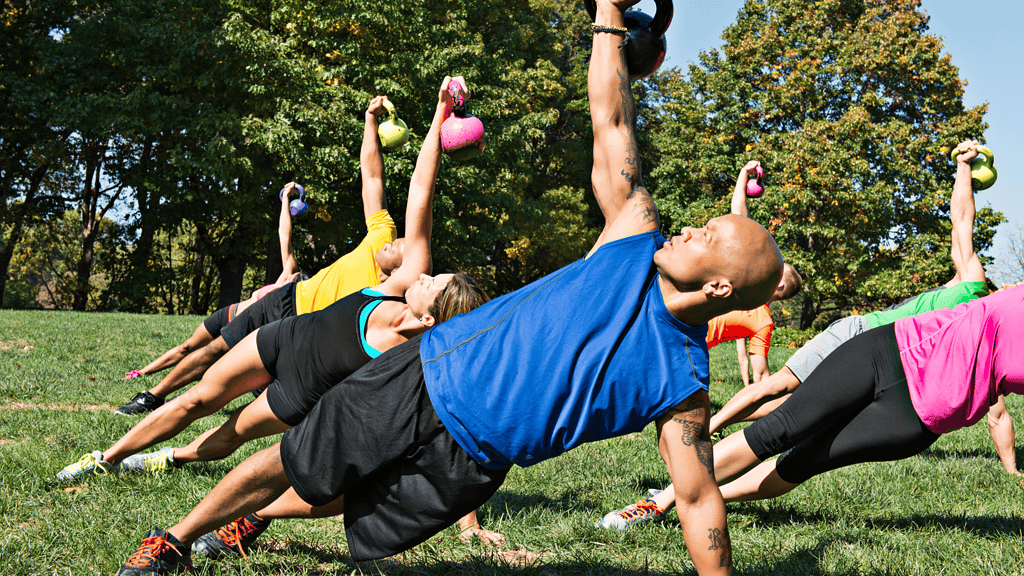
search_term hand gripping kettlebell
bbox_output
[746,164,765,198]
[280,184,308,217]
[377,99,410,151]
[950,145,997,190]
[440,79,486,161]
[584,0,673,81]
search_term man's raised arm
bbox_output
[587,0,659,255]
[360,96,389,220]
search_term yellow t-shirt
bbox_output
[294,209,398,315]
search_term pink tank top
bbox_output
[255,284,277,300]
[895,285,1024,433]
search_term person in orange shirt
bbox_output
[114,95,407,416]
[706,304,775,386]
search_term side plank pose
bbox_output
[707,141,1016,471]
[111,2,783,574]
[119,183,308,382]
[598,160,801,530]
[58,85,478,483]
[712,283,1024,504]
[113,96,403,416]
[596,139,1015,532]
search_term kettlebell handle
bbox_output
[975,145,994,165]
[649,0,674,38]
[448,79,467,109]
[280,183,305,202]
[582,0,672,38]
[382,98,398,121]
[949,144,995,165]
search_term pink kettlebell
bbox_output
[746,164,765,198]
[440,79,485,161]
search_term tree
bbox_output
[646,0,1002,328]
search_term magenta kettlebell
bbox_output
[746,165,765,198]
[440,79,485,161]
[279,184,308,217]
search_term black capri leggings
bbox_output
[743,324,941,484]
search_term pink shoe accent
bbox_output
[123,370,144,380]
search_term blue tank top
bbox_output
[421,231,710,470]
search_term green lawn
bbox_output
[1,309,1022,575]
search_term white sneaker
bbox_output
[56,451,115,481]
[596,499,665,531]
[120,447,176,474]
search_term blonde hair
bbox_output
[430,272,489,323]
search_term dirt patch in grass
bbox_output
[0,402,117,412]
[0,340,33,351]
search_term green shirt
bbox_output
[863,281,988,328]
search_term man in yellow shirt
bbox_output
[115,96,404,415]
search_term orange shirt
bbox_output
[705,304,773,357]
[293,210,398,315]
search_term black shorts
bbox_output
[280,335,507,561]
[202,305,233,339]
[220,282,297,348]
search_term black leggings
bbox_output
[744,324,940,484]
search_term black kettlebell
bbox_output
[584,0,673,81]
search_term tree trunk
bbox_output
[0,165,48,307]
[188,251,207,315]
[264,235,283,285]
[799,295,818,330]
[214,254,245,310]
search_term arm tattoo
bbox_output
[669,394,714,476]
[672,417,714,476]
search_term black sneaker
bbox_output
[114,528,191,575]
[191,514,271,560]
[114,391,165,415]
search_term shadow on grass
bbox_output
[731,502,1024,537]
[488,489,602,515]
[242,539,901,576]
[920,446,1021,462]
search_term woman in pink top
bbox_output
[708,284,1024,503]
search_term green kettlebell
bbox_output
[950,145,997,190]
[377,98,410,150]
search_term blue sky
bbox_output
[634,0,1022,272]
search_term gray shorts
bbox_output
[784,315,871,382]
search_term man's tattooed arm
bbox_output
[616,66,660,228]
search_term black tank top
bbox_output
[262,289,406,426]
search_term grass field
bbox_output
[1,309,1022,575]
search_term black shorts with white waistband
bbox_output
[280,335,507,561]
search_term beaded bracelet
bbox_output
[591,23,627,34]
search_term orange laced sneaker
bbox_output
[191,514,271,560]
[114,528,191,575]
[596,499,666,531]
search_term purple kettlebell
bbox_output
[279,184,308,216]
